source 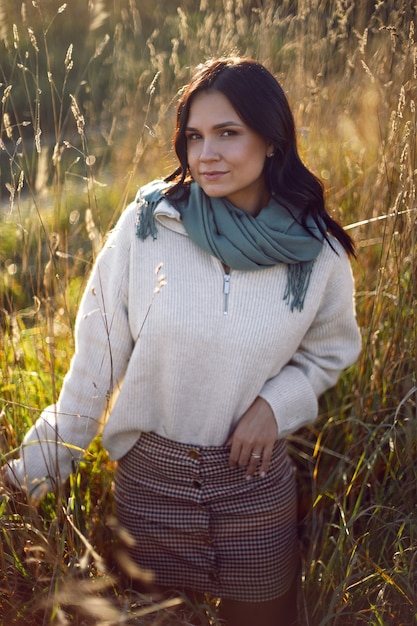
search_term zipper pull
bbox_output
[223,272,231,315]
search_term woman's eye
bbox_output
[221,129,236,137]
[186,133,201,141]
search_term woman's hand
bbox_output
[226,397,278,479]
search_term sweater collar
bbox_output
[135,179,324,311]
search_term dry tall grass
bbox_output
[1,1,416,624]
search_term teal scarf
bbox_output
[136,180,324,311]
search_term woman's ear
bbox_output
[266,142,275,158]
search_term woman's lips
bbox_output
[201,171,227,181]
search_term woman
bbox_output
[1,58,361,625]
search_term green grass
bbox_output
[1,1,417,624]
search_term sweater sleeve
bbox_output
[5,206,136,499]
[259,246,361,439]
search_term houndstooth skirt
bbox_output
[113,431,299,602]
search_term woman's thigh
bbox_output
[217,575,299,626]
[209,454,299,603]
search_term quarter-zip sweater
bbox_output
[7,197,361,496]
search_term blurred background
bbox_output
[1,1,416,624]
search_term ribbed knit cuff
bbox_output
[259,365,318,439]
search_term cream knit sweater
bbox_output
[7,195,361,496]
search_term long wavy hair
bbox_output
[165,57,354,256]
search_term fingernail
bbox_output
[246,475,252,481]
[260,471,266,478]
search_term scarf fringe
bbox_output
[135,185,163,241]
[284,262,314,312]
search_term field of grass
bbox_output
[0,1,416,624]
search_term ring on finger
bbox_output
[251,452,262,459]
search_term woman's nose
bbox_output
[199,140,220,161]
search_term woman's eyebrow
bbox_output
[185,121,244,131]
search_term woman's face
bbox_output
[185,90,273,216]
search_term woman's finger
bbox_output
[258,444,274,478]
[245,450,263,478]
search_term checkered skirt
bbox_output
[114,432,299,602]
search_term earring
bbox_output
[267,152,274,158]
